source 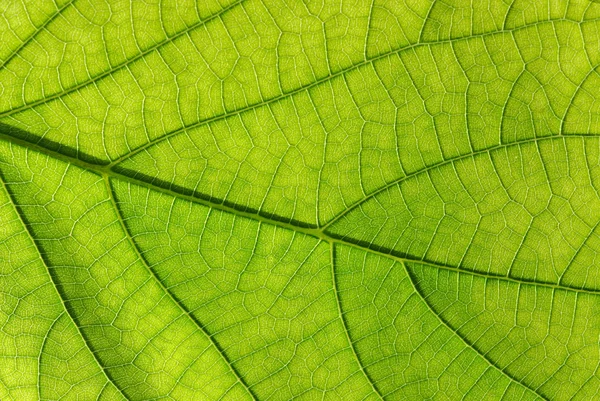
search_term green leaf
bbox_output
[1,0,600,399]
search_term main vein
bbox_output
[0,128,598,297]
[1,129,598,401]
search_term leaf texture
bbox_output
[1,0,600,400]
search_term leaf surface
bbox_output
[1,0,600,400]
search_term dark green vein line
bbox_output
[0,0,76,70]
[330,242,384,400]
[38,311,65,401]
[0,173,131,401]
[105,176,259,401]
[403,261,551,401]
[332,239,600,296]
[1,17,591,166]
[95,381,114,401]
[107,18,594,167]
[331,238,600,297]
[321,133,600,231]
[418,1,436,43]
[0,126,328,236]
[0,130,598,296]
[0,0,246,117]
[561,66,600,133]
[559,219,600,286]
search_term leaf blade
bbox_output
[2,1,600,400]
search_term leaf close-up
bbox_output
[1,0,600,400]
